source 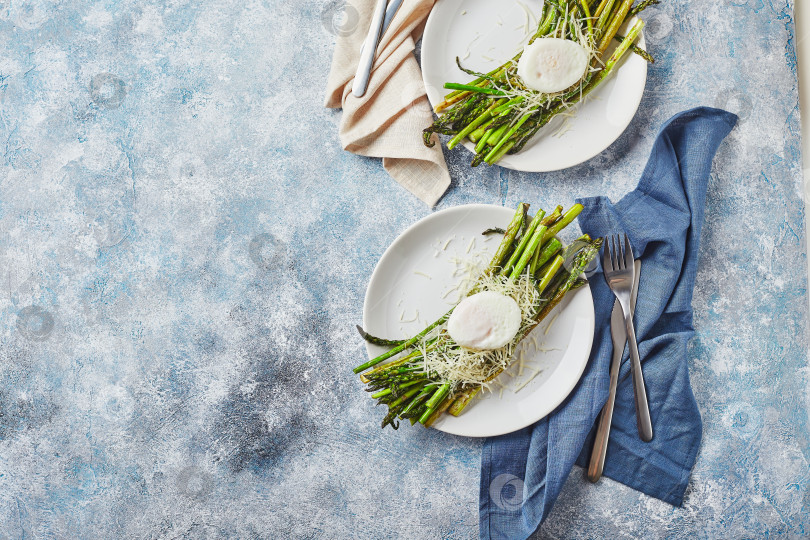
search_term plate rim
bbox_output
[362,203,595,437]
[420,0,648,172]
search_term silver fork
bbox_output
[602,234,653,442]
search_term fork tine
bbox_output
[610,235,619,272]
[613,234,622,270]
[602,235,612,272]
[623,234,634,272]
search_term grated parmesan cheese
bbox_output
[401,310,419,323]
[416,270,541,390]
[515,368,542,393]
[442,283,461,299]
[464,33,481,62]
[544,312,560,335]
[465,7,598,133]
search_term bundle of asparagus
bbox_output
[423,0,659,166]
[353,203,602,429]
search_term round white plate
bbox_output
[362,204,594,437]
[421,0,647,172]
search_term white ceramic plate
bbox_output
[362,204,594,437]
[421,0,647,172]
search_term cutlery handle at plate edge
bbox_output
[587,345,623,482]
[352,0,388,98]
[624,312,654,442]
[359,0,403,57]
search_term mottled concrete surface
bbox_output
[0,0,806,538]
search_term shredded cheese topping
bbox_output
[415,263,541,392]
[467,9,599,139]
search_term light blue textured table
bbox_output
[0,1,807,538]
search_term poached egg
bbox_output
[447,291,522,351]
[517,38,589,94]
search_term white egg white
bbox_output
[447,291,522,351]
[517,38,589,94]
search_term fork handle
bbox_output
[624,313,654,442]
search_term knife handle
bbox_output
[588,259,642,482]
[358,0,403,58]
[587,345,623,482]
[352,0,388,98]
[624,314,653,442]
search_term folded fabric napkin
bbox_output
[325,0,450,207]
[480,107,738,539]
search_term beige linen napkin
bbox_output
[325,0,450,207]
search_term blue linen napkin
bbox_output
[480,107,738,539]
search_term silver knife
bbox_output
[352,0,389,98]
[587,259,641,483]
[359,0,403,58]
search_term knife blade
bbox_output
[587,258,641,482]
